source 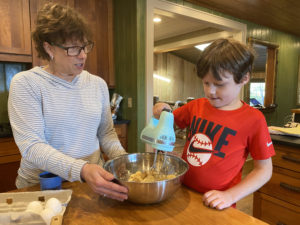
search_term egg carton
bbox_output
[0,189,72,225]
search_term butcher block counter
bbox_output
[15,181,267,225]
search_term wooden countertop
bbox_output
[16,182,267,225]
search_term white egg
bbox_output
[26,201,43,214]
[40,208,56,225]
[45,198,62,215]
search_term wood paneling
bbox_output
[185,0,300,38]
[30,0,115,87]
[74,0,115,88]
[154,52,204,103]
[0,0,31,55]
[113,0,146,154]
[29,0,75,67]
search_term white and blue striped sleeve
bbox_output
[96,80,127,158]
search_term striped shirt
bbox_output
[8,67,126,188]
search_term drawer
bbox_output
[273,145,300,173]
[0,138,19,157]
[260,171,300,206]
[258,193,300,225]
[0,161,19,192]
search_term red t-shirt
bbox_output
[173,98,275,193]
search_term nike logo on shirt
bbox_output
[267,141,272,147]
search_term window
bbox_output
[249,82,265,106]
[0,62,30,137]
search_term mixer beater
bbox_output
[140,109,176,171]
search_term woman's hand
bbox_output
[153,102,172,119]
[81,163,128,201]
[202,190,234,210]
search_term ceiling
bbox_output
[153,2,279,68]
[154,11,225,64]
[185,0,300,38]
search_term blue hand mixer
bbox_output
[140,109,176,170]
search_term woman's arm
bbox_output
[202,158,273,210]
[97,80,126,158]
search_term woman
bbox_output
[8,3,128,201]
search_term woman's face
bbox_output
[46,40,89,80]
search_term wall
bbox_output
[113,0,300,153]
[168,0,300,126]
[113,0,146,153]
[154,52,204,102]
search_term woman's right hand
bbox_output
[153,102,172,119]
[81,163,128,201]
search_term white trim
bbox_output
[154,31,235,53]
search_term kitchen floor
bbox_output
[173,138,254,216]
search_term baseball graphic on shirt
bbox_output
[187,133,213,167]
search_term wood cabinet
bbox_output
[29,0,115,87]
[29,0,75,67]
[0,0,32,62]
[1,0,115,87]
[114,123,128,150]
[0,138,21,193]
[253,143,300,225]
[74,0,115,88]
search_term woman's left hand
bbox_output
[202,190,234,210]
[81,163,128,201]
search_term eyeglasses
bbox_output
[52,41,94,56]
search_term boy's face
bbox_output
[202,70,248,110]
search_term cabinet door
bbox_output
[0,0,31,55]
[30,0,75,67]
[30,0,115,87]
[74,0,115,88]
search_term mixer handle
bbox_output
[162,108,172,113]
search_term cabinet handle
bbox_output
[280,182,300,193]
[281,155,300,164]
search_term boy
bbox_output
[153,38,275,210]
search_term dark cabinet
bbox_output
[253,143,300,225]
[74,0,115,88]
[0,138,21,192]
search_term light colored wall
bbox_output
[153,53,204,102]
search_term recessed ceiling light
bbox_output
[195,42,211,51]
[153,17,161,23]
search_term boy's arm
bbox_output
[202,158,273,210]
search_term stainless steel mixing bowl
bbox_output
[104,152,189,204]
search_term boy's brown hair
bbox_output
[32,3,92,60]
[197,38,255,83]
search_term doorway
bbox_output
[146,0,247,122]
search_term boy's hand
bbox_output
[202,190,234,210]
[153,102,172,119]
